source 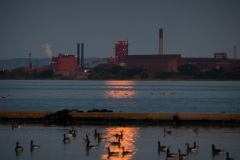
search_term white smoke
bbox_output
[41,43,52,58]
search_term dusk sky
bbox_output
[0,0,240,59]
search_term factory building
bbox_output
[114,29,240,72]
[183,57,240,71]
[113,29,186,72]
[121,55,186,72]
[36,53,78,72]
[35,43,84,72]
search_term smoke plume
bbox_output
[41,43,52,58]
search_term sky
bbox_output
[0,0,240,59]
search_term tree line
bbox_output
[88,64,240,80]
[1,64,240,80]
[0,68,54,79]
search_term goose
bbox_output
[83,134,89,144]
[108,147,119,157]
[30,140,40,151]
[111,137,121,146]
[193,127,198,134]
[98,134,107,142]
[212,144,224,155]
[226,152,235,160]
[113,130,123,139]
[63,134,70,144]
[69,127,74,133]
[193,141,199,150]
[12,122,21,130]
[166,148,177,159]
[68,128,76,137]
[178,149,188,160]
[15,142,23,153]
[186,143,197,153]
[158,141,170,152]
[94,129,102,138]
[164,128,172,134]
[122,146,133,156]
[86,140,98,150]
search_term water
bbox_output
[0,80,240,113]
[0,80,240,159]
[0,124,240,160]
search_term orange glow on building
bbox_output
[101,127,139,160]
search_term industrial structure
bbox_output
[35,43,84,72]
[13,28,240,73]
[112,29,240,72]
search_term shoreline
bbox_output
[1,111,239,126]
[1,78,240,81]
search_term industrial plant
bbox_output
[11,28,240,74]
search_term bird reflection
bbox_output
[122,146,133,157]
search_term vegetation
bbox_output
[88,66,149,80]
[1,64,240,80]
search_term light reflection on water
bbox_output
[104,81,135,88]
[104,81,136,99]
[101,127,139,160]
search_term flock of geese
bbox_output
[1,94,11,99]
[151,92,176,96]
[13,124,235,160]
[13,125,133,159]
[159,127,235,160]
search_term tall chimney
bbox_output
[234,45,237,59]
[159,28,163,55]
[29,53,32,70]
[81,43,84,70]
[77,42,80,66]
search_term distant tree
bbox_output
[39,70,54,78]
[204,68,219,79]
[0,70,11,79]
[103,72,112,79]
[218,67,225,73]
[88,72,100,80]
[178,64,200,75]
[118,68,144,79]
[110,65,125,75]
[152,71,172,79]
[140,70,149,79]
[228,67,240,79]
[93,66,107,75]
[231,67,240,72]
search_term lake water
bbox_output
[0,124,240,160]
[0,80,240,113]
[0,80,240,160]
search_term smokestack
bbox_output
[29,53,32,70]
[77,43,80,66]
[159,28,163,55]
[234,45,237,59]
[81,43,84,70]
